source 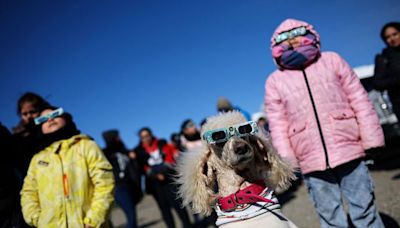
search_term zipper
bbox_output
[301,69,330,169]
[55,145,69,228]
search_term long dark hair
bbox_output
[380,22,400,45]
[138,127,156,144]
[17,92,49,115]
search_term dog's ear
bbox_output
[175,146,217,216]
[255,136,295,191]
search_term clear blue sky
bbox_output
[1,0,399,148]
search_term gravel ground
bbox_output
[111,162,400,228]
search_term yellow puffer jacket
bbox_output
[21,134,115,228]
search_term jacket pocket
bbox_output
[288,121,307,137]
[330,109,361,143]
[288,121,309,158]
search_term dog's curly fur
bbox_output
[175,111,295,216]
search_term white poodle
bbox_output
[176,111,297,227]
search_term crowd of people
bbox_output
[0,19,399,228]
[0,91,256,228]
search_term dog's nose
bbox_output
[235,144,249,155]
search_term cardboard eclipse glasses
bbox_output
[34,108,64,125]
[275,26,307,44]
[202,121,258,145]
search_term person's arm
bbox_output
[20,156,41,227]
[374,54,392,90]
[265,76,299,168]
[374,52,400,90]
[83,140,115,228]
[333,52,385,149]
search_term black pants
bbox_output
[151,180,192,228]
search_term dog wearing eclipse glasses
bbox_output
[176,111,297,227]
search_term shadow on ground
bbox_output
[348,212,399,228]
[113,219,163,228]
[139,219,163,228]
[381,212,400,228]
[392,172,400,180]
[276,174,302,206]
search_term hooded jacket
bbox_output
[264,19,384,174]
[21,134,115,228]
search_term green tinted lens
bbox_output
[275,32,288,43]
[34,116,48,125]
[290,27,306,37]
[50,111,59,119]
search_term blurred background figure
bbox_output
[21,105,115,228]
[11,92,49,228]
[170,132,185,153]
[251,112,269,134]
[180,119,202,151]
[0,123,19,228]
[199,118,207,131]
[178,119,219,227]
[374,22,400,120]
[12,92,49,181]
[216,97,251,121]
[102,129,142,228]
[134,128,192,228]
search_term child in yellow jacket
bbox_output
[21,106,115,228]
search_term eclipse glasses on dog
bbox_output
[34,107,64,125]
[202,121,259,145]
[275,26,307,44]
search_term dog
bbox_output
[176,111,297,227]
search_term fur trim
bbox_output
[255,134,295,191]
[175,146,216,215]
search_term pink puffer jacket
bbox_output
[264,19,384,174]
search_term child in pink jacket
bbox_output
[265,18,384,228]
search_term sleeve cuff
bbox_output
[84,216,98,227]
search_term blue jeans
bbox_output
[303,159,384,228]
[115,183,138,228]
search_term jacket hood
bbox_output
[270,18,320,48]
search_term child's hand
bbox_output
[84,225,93,228]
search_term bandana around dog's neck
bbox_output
[217,181,275,212]
[214,181,280,226]
[273,33,320,70]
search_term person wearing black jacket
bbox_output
[11,92,49,228]
[134,127,191,228]
[374,22,400,118]
[0,123,19,228]
[12,92,49,182]
[102,130,142,228]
